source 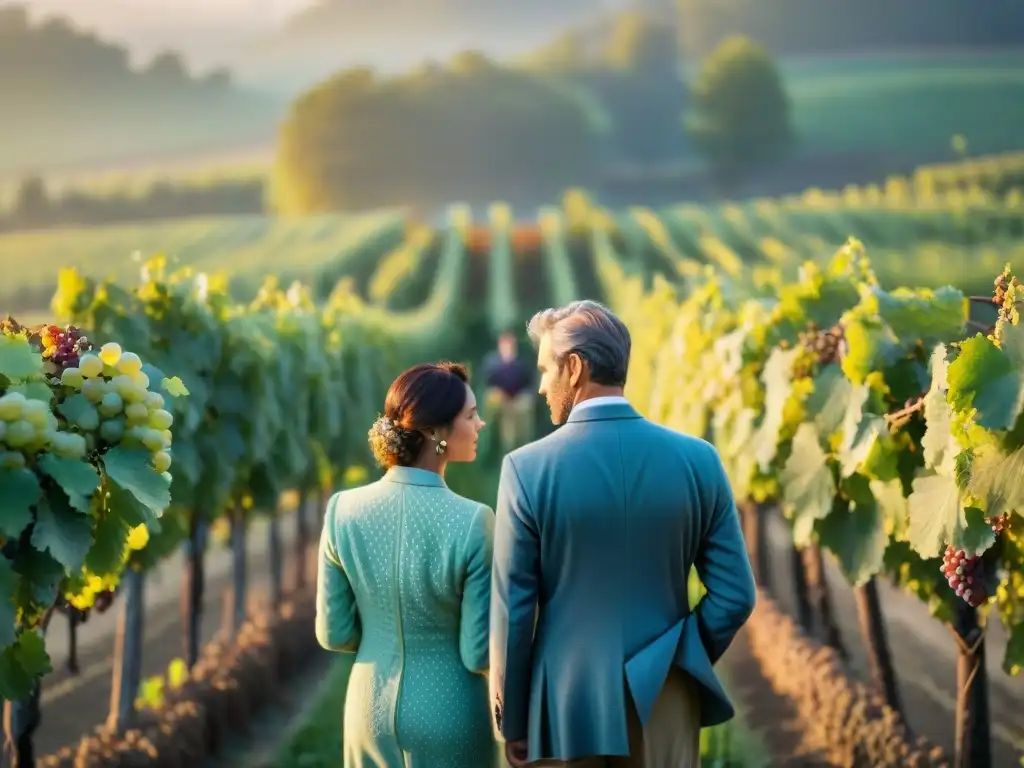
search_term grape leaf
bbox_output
[37,455,100,513]
[841,315,898,384]
[921,345,958,475]
[946,324,1024,431]
[872,478,910,539]
[907,473,995,558]
[805,365,852,439]
[11,546,64,611]
[751,347,798,472]
[818,476,888,586]
[0,558,19,649]
[0,629,52,700]
[964,443,1024,522]
[162,376,190,397]
[30,492,93,572]
[869,286,967,347]
[56,393,95,425]
[780,423,836,545]
[1004,622,1024,676]
[0,335,43,381]
[101,447,171,517]
[8,381,53,404]
[0,468,42,539]
[83,511,129,578]
[839,413,886,478]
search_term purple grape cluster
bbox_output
[941,546,987,607]
[41,324,93,372]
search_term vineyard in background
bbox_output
[1,151,1023,766]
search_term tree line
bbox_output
[273,19,793,214]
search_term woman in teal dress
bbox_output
[315,361,501,768]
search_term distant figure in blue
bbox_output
[314,362,502,768]
[489,300,757,768]
[483,331,536,455]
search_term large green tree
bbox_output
[686,35,793,191]
[272,55,599,214]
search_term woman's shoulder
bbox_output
[440,486,492,517]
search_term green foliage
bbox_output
[2,254,395,698]
[272,55,599,214]
[687,35,793,187]
[0,321,185,699]
[620,239,1024,675]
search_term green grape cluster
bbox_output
[55,342,174,475]
[0,391,64,467]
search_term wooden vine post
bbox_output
[222,505,248,637]
[107,568,145,734]
[790,541,814,634]
[801,543,846,658]
[268,509,283,607]
[952,603,991,768]
[854,578,902,715]
[181,512,207,668]
[292,492,309,591]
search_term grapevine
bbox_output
[0,318,186,699]
[618,238,1024,676]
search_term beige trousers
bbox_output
[486,389,536,454]
[528,669,701,768]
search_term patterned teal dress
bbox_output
[315,466,500,767]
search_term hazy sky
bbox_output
[12,0,313,25]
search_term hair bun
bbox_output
[368,415,424,468]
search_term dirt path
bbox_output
[760,512,1024,765]
[35,516,302,757]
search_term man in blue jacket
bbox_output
[490,300,757,767]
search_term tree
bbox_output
[272,56,599,214]
[686,35,793,192]
[603,13,679,76]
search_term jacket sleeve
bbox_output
[315,493,361,653]
[489,455,540,742]
[693,447,757,664]
[459,504,495,674]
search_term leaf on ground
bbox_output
[37,455,100,513]
[30,492,94,572]
[780,423,835,545]
[0,467,42,539]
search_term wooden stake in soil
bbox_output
[952,602,992,768]
[853,578,902,716]
[790,542,814,634]
[268,513,283,607]
[181,512,206,668]
[802,544,846,658]
[292,492,309,592]
[108,568,146,734]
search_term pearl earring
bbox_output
[435,439,447,456]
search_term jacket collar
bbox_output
[566,399,642,424]
[383,466,447,488]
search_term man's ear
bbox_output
[567,352,585,387]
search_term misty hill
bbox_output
[238,0,640,91]
[0,5,284,176]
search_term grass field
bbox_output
[779,51,1024,156]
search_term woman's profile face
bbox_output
[443,384,485,463]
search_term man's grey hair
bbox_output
[526,300,631,386]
